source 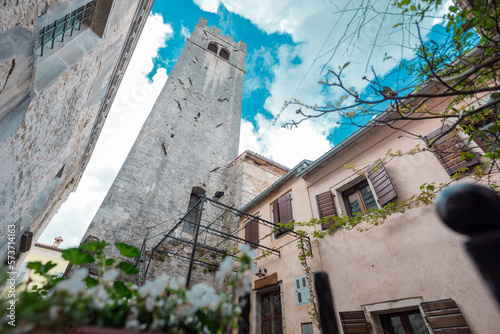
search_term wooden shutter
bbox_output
[272,200,280,237]
[339,311,370,334]
[316,190,337,230]
[366,159,397,207]
[426,125,480,175]
[274,193,294,237]
[421,298,471,333]
[295,275,311,306]
[244,218,259,249]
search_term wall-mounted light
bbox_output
[255,267,267,278]
[214,191,224,200]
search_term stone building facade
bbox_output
[84,18,250,283]
[0,0,154,263]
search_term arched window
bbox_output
[219,48,230,61]
[207,42,218,54]
[183,187,206,234]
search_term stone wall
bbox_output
[227,151,289,211]
[0,0,153,263]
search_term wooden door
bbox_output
[261,290,282,334]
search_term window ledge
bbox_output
[34,28,99,93]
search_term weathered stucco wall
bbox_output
[302,101,500,333]
[241,96,500,333]
[239,173,321,334]
[0,0,149,262]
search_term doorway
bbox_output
[261,289,283,334]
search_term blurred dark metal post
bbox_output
[238,293,251,334]
[314,271,340,334]
[436,183,500,307]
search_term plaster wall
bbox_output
[303,101,500,332]
[240,95,500,333]
[0,0,147,262]
[15,244,69,291]
[240,175,322,334]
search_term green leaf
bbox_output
[115,243,141,258]
[80,241,109,253]
[27,261,57,275]
[84,276,99,288]
[486,125,500,133]
[318,81,327,85]
[105,258,116,266]
[62,248,95,265]
[449,5,458,12]
[393,22,403,28]
[467,131,478,144]
[117,261,139,275]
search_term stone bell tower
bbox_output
[83,18,246,281]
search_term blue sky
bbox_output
[144,0,454,167]
[38,0,453,247]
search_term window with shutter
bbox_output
[366,159,398,207]
[339,311,370,334]
[421,298,471,333]
[244,218,259,249]
[342,180,378,216]
[425,125,480,175]
[316,190,337,230]
[295,275,311,306]
[272,193,294,237]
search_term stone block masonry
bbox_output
[84,18,247,286]
[0,0,154,265]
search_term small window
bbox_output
[301,323,314,334]
[379,310,430,334]
[183,187,206,234]
[342,180,377,216]
[295,275,311,306]
[38,3,93,56]
[219,48,230,60]
[244,217,259,248]
[271,193,294,237]
[207,42,218,54]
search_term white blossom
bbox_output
[186,283,220,311]
[240,244,257,260]
[103,269,119,282]
[221,302,234,317]
[235,270,252,296]
[54,268,88,295]
[215,257,233,283]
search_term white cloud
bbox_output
[193,0,221,13]
[192,0,444,168]
[38,14,173,248]
[180,23,191,38]
[239,116,333,168]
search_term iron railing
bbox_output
[38,4,92,57]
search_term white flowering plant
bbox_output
[0,241,256,333]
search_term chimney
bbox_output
[52,236,63,248]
